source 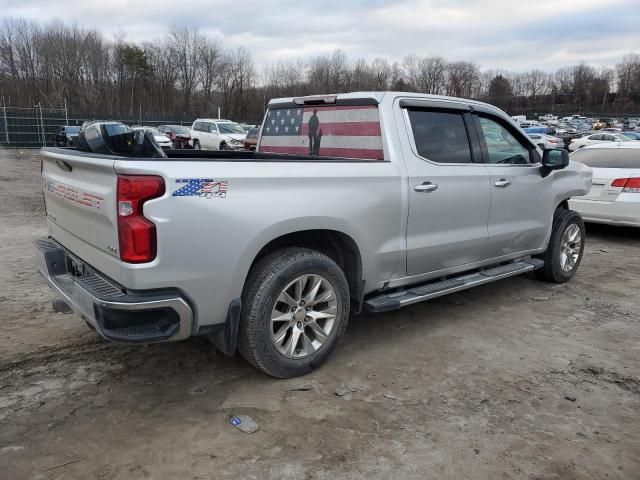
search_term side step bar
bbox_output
[364,259,544,313]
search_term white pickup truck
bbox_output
[36,92,592,377]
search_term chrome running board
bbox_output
[364,259,544,313]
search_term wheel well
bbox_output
[249,230,364,311]
[557,199,569,211]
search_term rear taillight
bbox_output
[624,178,640,193]
[117,175,165,263]
[611,177,640,193]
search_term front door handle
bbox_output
[414,182,438,193]
[494,179,511,188]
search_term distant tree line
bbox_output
[1,17,639,122]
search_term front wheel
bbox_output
[193,140,201,150]
[535,209,585,283]
[219,142,229,151]
[238,248,350,378]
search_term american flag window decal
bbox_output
[259,105,384,160]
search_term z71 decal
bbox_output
[172,179,228,199]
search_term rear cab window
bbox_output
[259,104,384,160]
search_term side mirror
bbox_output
[541,148,569,176]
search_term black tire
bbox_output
[238,247,350,378]
[220,142,229,150]
[535,209,585,283]
[193,140,201,150]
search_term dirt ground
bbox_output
[0,149,638,480]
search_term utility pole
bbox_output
[39,103,46,147]
[218,106,221,119]
[129,71,137,118]
[2,96,8,144]
[64,99,68,126]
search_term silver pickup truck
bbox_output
[36,92,592,378]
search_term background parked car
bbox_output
[132,126,173,149]
[621,131,640,141]
[53,125,81,147]
[555,129,585,149]
[527,133,564,149]
[190,119,247,150]
[243,127,260,150]
[158,124,193,148]
[569,142,640,227]
[568,132,633,151]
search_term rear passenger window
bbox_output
[477,115,531,164]
[407,109,473,164]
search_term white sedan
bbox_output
[568,142,640,227]
[133,126,173,149]
[568,132,633,151]
[527,133,564,149]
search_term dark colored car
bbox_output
[53,125,81,147]
[243,127,260,150]
[557,130,584,149]
[157,125,193,149]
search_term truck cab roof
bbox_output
[268,91,505,113]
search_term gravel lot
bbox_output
[1,149,639,480]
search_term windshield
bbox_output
[65,126,80,134]
[104,123,130,136]
[618,134,633,141]
[169,126,190,135]
[217,122,245,135]
[572,148,640,168]
[147,128,162,136]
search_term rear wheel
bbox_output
[238,248,350,378]
[535,209,585,283]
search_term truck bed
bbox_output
[48,147,385,163]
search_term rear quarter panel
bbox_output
[114,159,404,328]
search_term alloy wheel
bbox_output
[270,274,338,359]
[559,223,582,272]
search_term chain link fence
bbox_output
[0,101,193,148]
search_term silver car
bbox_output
[35,92,592,377]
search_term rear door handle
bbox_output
[414,182,438,193]
[494,179,511,188]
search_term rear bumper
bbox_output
[34,237,193,343]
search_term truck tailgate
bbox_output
[41,149,122,282]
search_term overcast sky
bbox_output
[1,0,637,71]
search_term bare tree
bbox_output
[0,15,639,122]
[168,25,203,112]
